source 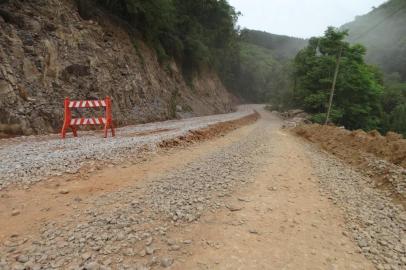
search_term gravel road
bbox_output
[306,145,406,270]
[0,106,254,189]
[0,106,404,270]
[0,106,268,269]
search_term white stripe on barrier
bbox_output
[70,118,107,125]
[68,100,107,108]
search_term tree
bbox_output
[91,0,240,83]
[380,73,406,136]
[293,27,383,130]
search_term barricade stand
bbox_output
[61,96,115,138]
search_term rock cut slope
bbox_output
[0,0,235,137]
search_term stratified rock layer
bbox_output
[0,0,234,136]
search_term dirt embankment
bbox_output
[294,124,406,168]
[159,111,260,148]
[294,124,406,203]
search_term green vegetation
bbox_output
[240,29,307,61]
[291,26,405,136]
[292,27,383,130]
[235,42,292,106]
[380,74,406,136]
[230,30,306,106]
[342,0,406,81]
[75,0,405,136]
[77,0,239,80]
[341,0,406,136]
[79,1,304,110]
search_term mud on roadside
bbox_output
[293,124,406,206]
[158,111,260,148]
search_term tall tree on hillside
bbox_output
[293,27,383,130]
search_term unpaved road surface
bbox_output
[0,106,254,189]
[1,106,405,270]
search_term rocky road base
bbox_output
[0,115,270,270]
[304,144,406,270]
[0,107,257,190]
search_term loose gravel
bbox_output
[304,144,406,270]
[2,108,404,270]
[0,115,271,270]
[0,107,254,190]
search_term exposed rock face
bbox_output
[0,0,235,136]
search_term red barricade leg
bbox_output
[103,125,108,138]
[72,126,78,137]
[111,125,115,137]
[104,96,115,138]
[61,97,70,139]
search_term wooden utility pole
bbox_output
[325,45,343,125]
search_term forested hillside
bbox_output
[79,0,240,82]
[341,0,406,135]
[342,0,406,81]
[240,29,307,61]
[232,29,307,104]
[1,0,404,137]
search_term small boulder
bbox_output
[160,257,174,268]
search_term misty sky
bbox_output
[229,0,388,38]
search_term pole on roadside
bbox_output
[325,45,343,125]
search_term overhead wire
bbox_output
[349,3,406,42]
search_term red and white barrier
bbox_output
[61,97,115,138]
[68,100,107,108]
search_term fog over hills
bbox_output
[342,0,406,80]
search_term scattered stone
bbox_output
[15,254,29,263]
[145,237,153,246]
[11,210,20,216]
[169,245,181,251]
[83,262,100,270]
[160,257,174,268]
[138,249,147,257]
[145,246,154,255]
[59,189,69,195]
[226,204,243,212]
[166,239,176,246]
